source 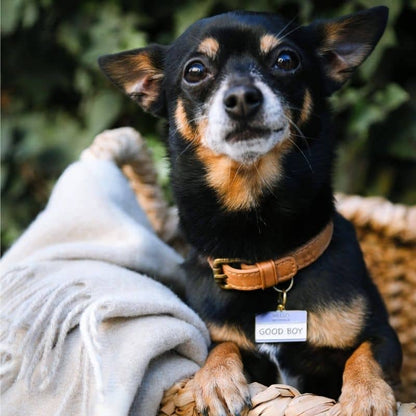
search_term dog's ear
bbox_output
[98,45,167,117]
[309,6,388,95]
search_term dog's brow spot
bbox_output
[299,89,313,125]
[260,34,281,55]
[198,37,220,59]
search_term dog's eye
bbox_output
[274,50,300,72]
[184,61,208,84]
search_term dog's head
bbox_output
[99,7,387,212]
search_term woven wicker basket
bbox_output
[336,194,416,403]
[87,128,416,413]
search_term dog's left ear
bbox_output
[309,6,388,95]
[98,45,167,117]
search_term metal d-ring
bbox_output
[273,278,294,311]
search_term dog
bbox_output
[99,6,402,416]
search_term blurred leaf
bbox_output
[348,84,409,138]
[1,0,30,34]
[175,0,215,37]
[74,68,93,95]
[146,135,170,181]
[373,83,409,109]
[385,108,416,161]
[389,134,416,161]
[367,167,395,197]
[57,3,147,67]
[81,90,124,137]
[21,0,38,29]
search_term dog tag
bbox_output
[255,310,307,343]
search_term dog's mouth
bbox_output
[225,127,284,143]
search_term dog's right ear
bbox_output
[308,6,388,95]
[98,45,167,117]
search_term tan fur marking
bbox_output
[299,89,313,126]
[175,99,197,142]
[197,143,288,211]
[344,342,383,383]
[208,323,255,351]
[339,341,396,415]
[260,34,281,55]
[198,37,220,59]
[308,297,366,348]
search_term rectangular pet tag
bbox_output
[255,310,307,343]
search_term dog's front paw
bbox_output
[339,377,396,416]
[191,342,251,416]
[339,341,398,416]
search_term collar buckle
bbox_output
[212,258,248,289]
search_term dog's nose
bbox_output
[223,85,263,120]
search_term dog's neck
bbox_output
[177,184,334,261]
[170,129,335,262]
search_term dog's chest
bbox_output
[257,343,303,389]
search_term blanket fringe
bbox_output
[0,266,106,414]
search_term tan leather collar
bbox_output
[208,221,334,291]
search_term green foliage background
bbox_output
[2,0,416,251]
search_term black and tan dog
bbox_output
[99,6,402,415]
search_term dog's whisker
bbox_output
[230,163,244,187]
[276,15,299,39]
[253,204,264,233]
[285,105,320,120]
[278,23,303,42]
[283,113,313,159]
[283,113,312,152]
[289,127,313,166]
[290,133,317,141]
[253,163,279,202]
[188,115,209,124]
[175,139,196,160]
[287,136,314,173]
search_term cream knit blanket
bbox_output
[0,136,209,415]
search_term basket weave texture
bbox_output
[336,194,416,403]
[158,379,415,416]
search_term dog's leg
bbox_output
[339,340,399,416]
[191,341,251,416]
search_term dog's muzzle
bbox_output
[202,77,288,163]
